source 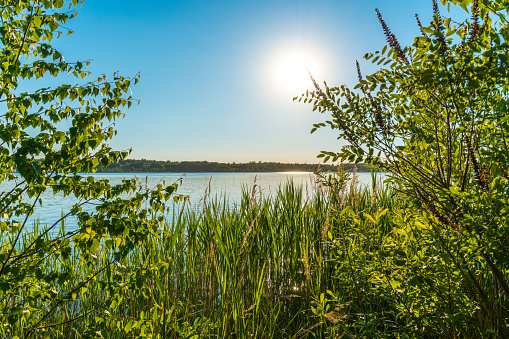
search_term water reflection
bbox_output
[0,172,381,232]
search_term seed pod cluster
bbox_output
[417,188,458,230]
[469,0,479,42]
[466,138,488,190]
[332,110,356,146]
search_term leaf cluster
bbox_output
[0,1,187,337]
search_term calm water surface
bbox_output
[2,172,380,231]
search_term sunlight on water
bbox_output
[0,172,383,233]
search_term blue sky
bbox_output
[48,0,466,163]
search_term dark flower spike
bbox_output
[308,70,356,146]
[375,9,409,64]
[333,112,356,147]
[427,1,448,52]
[416,188,459,230]
[430,0,445,43]
[345,94,352,105]
[356,61,366,95]
[415,13,427,37]
[330,97,359,147]
[356,60,363,82]
[432,0,440,18]
[308,78,356,146]
[469,0,479,42]
[375,8,394,45]
[373,104,387,135]
[466,137,486,190]
[308,69,323,96]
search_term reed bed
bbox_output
[1,173,404,338]
[9,172,501,338]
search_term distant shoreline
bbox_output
[96,159,371,173]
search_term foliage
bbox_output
[0,0,184,337]
[95,159,370,173]
[299,0,509,336]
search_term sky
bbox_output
[42,0,468,163]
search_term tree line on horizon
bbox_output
[96,159,370,173]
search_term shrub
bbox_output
[299,0,509,336]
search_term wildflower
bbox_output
[375,9,409,64]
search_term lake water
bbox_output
[1,172,380,231]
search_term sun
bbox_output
[276,54,318,94]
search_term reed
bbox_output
[0,174,385,337]
[9,172,495,338]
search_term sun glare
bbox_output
[276,54,318,94]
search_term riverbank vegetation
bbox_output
[1,173,405,338]
[95,159,369,173]
[4,170,506,337]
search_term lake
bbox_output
[1,172,381,231]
